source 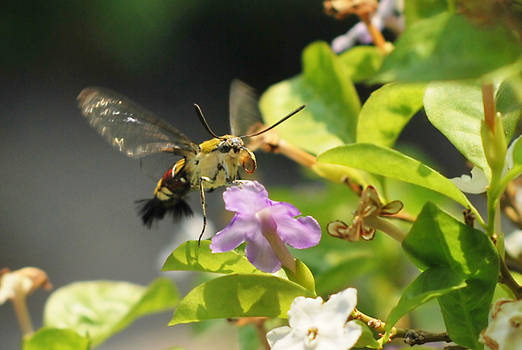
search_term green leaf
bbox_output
[284,259,316,293]
[338,46,383,83]
[375,13,522,82]
[317,143,472,209]
[385,267,466,333]
[162,240,262,274]
[496,78,522,139]
[424,80,521,177]
[357,83,426,147]
[44,278,179,347]
[23,328,90,350]
[404,0,448,27]
[402,203,499,349]
[260,41,360,155]
[354,320,380,349]
[169,274,314,325]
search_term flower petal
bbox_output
[269,201,301,217]
[504,135,522,174]
[270,205,321,249]
[380,200,404,216]
[317,288,357,327]
[210,215,257,252]
[287,295,325,329]
[335,321,363,350]
[245,231,281,273]
[450,166,489,194]
[267,327,306,350]
[222,181,269,214]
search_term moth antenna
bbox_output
[193,103,220,139]
[241,105,305,138]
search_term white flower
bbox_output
[480,299,522,350]
[0,267,52,304]
[266,288,362,350]
[0,271,33,304]
[331,0,405,53]
[450,165,490,194]
[451,135,522,194]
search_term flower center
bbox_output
[307,326,319,341]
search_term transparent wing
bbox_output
[78,87,198,159]
[229,79,264,137]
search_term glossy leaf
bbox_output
[496,78,522,139]
[404,0,448,27]
[357,83,426,147]
[283,258,316,293]
[162,240,262,275]
[385,267,466,333]
[424,80,521,176]
[402,203,499,349]
[317,143,472,209]
[260,41,360,155]
[23,328,90,350]
[354,320,380,349]
[375,13,522,82]
[169,274,314,325]
[338,46,383,83]
[44,278,179,347]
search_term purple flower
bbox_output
[331,0,405,53]
[210,181,321,273]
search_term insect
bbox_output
[77,80,304,241]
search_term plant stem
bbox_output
[12,295,33,336]
[366,216,407,242]
[254,319,271,350]
[359,12,388,52]
[274,139,316,168]
[390,210,416,223]
[250,129,317,168]
[352,309,452,346]
[499,256,522,299]
[395,329,452,346]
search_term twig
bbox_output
[499,256,522,299]
[352,308,453,346]
[231,317,270,350]
[359,11,388,52]
[12,295,33,336]
[390,210,416,223]
[395,329,452,346]
[254,319,271,350]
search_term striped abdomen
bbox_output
[137,158,193,227]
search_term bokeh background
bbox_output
[1,1,467,349]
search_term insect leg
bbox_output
[231,179,251,187]
[198,176,212,246]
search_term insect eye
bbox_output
[240,149,257,174]
[218,142,231,153]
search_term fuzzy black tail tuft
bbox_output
[136,197,193,228]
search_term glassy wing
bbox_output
[229,79,264,137]
[78,87,198,158]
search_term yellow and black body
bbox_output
[140,135,256,227]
